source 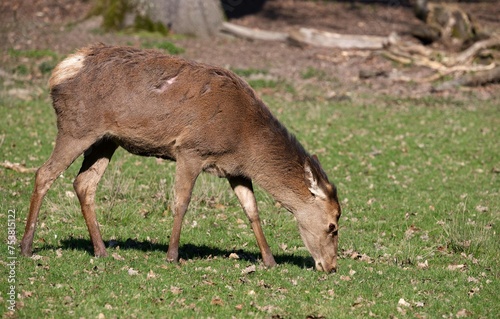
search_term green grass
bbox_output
[231,68,277,88]
[0,62,499,318]
[232,68,295,93]
[141,40,185,55]
[8,49,58,59]
[7,49,60,78]
[301,67,327,80]
[231,68,269,78]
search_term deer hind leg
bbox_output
[229,176,277,267]
[21,135,97,256]
[73,139,118,257]
[166,157,201,263]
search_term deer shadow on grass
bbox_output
[37,237,314,269]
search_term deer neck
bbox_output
[246,118,311,214]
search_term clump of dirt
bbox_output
[1,0,499,101]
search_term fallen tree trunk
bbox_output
[220,22,393,49]
[433,66,500,91]
[219,22,499,89]
[220,22,288,42]
[288,28,392,49]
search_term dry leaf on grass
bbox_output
[211,297,224,306]
[147,270,157,279]
[468,287,480,297]
[112,253,125,261]
[242,264,256,275]
[398,298,411,307]
[447,264,466,271]
[405,225,420,239]
[417,260,429,269]
[475,205,488,213]
[21,291,33,298]
[359,254,373,263]
[170,286,182,294]
[341,249,373,263]
[397,307,407,315]
[467,276,479,283]
[253,303,280,314]
[351,296,364,309]
[31,254,43,261]
[127,268,138,276]
[202,280,215,286]
[456,308,472,317]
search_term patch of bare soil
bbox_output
[1,0,499,101]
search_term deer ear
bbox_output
[304,157,328,200]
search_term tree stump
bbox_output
[93,0,224,37]
[146,0,224,37]
[411,2,482,47]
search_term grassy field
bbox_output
[0,47,499,318]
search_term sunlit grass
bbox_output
[0,61,498,318]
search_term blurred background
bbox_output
[1,0,499,100]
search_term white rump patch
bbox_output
[49,51,86,87]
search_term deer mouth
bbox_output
[315,260,337,273]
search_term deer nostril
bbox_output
[330,267,337,274]
[328,223,336,233]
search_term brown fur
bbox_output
[21,44,341,272]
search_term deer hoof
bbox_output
[20,248,33,257]
[263,256,277,268]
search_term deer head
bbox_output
[296,155,340,273]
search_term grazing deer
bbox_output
[20,44,341,272]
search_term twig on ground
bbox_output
[384,37,499,86]
[450,37,500,66]
[1,161,38,173]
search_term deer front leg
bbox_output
[166,158,200,263]
[229,176,277,267]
